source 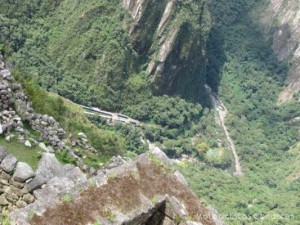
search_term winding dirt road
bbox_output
[205,85,243,176]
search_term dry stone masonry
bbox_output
[0,55,65,150]
[0,55,98,173]
[1,149,88,225]
[0,146,35,217]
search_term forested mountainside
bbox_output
[0,0,211,110]
[0,0,299,224]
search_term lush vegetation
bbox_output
[0,0,299,224]
[0,0,213,161]
[14,72,126,164]
[124,96,202,129]
[180,161,300,225]
[1,0,145,110]
[179,0,300,224]
[1,0,211,110]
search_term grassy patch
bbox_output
[0,216,10,225]
[12,76,125,161]
[0,135,41,169]
[55,150,77,166]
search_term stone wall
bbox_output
[0,55,65,150]
[0,55,98,173]
[0,146,35,217]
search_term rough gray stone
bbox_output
[0,69,11,78]
[3,186,12,195]
[150,146,173,166]
[0,179,9,186]
[24,140,31,148]
[0,194,9,205]
[0,145,8,162]
[0,154,18,173]
[16,200,27,208]
[168,196,188,219]
[93,170,107,186]
[33,177,77,201]
[26,175,47,192]
[62,164,75,171]
[65,167,88,187]
[9,179,25,189]
[35,153,64,180]
[107,155,126,169]
[13,162,35,182]
[77,132,87,139]
[174,171,189,186]
[22,194,35,204]
[38,142,48,152]
[0,171,11,180]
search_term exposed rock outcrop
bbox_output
[261,0,300,102]
[9,152,87,225]
[123,0,211,100]
[9,152,224,225]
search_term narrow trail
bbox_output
[205,85,243,176]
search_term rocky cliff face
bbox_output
[123,0,211,100]
[260,0,300,103]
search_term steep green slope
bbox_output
[181,0,300,224]
[1,0,211,110]
[13,72,126,162]
[0,0,299,224]
[0,0,213,163]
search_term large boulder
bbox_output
[35,153,64,180]
[33,177,80,201]
[174,171,189,187]
[13,162,35,182]
[149,145,173,166]
[9,148,223,225]
[27,153,87,192]
[26,153,63,192]
[38,143,48,152]
[64,167,88,188]
[0,154,18,173]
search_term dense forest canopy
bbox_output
[0,0,299,224]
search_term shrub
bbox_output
[204,148,231,168]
